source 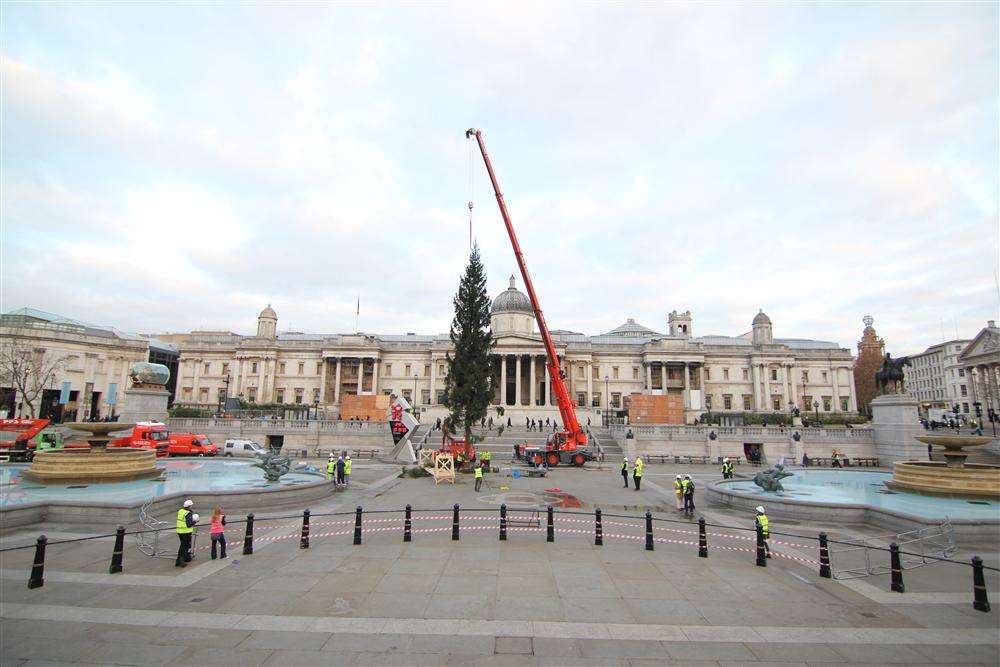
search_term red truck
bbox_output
[108,422,173,457]
[168,433,218,457]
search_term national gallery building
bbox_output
[165,278,858,424]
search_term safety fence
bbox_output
[0,506,993,614]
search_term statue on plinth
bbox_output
[875,353,911,395]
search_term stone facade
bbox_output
[169,278,858,424]
[958,320,1000,423]
[903,338,972,413]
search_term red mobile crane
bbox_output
[467,128,593,467]
[0,418,64,462]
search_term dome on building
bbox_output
[259,304,277,320]
[605,318,658,338]
[752,310,771,326]
[492,276,533,315]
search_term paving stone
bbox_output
[663,641,756,661]
[320,632,411,653]
[561,597,634,623]
[355,592,430,618]
[2,637,102,663]
[248,574,323,592]
[828,643,935,663]
[352,651,448,665]
[745,643,844,662]
[409,633,495,655]
[494,636,534,655]
[214,590,301,615]
[169,646,275,665]
[493,596,565,622]
[154,627,253,648]
[909,643,1000,664]
[424,594,496,620]
[531,637,581,657]
[87,641,188,666]
[239,629,331,650]
[497,575,557,596]
[576,638,669,659]
[376,573,441,594]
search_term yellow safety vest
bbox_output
[474,466,483,479]
[344,459,352,475]
[326,461,335,475]
[681,479,690,493]
[634,459,644,476]
[722,462,732,474]
[176,509,193,534]
[757,514,769,538]
[674,480,683,495]
[621,460,628,473]
[483,452,491,461]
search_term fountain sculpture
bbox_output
[887,434,999,499]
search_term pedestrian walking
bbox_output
[488,417,494,429]
[621,456,629,488]
[755,505,772,558]
[474,462,484,492]
[336,454,345,485]
[507,417,512,428]
[344,455,352,485]
[683,474,695,512]
[175,499,197,567]
[673,474,684,510]
[210,506,227,560]
[633,456,644,490]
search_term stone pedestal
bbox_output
[119,387,170,424]
[871,394,925,464]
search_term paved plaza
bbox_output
[1,461,997,665]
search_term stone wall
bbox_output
[166,418,392,455]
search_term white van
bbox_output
[223,439,266,458]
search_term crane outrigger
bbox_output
[467,128,594,467]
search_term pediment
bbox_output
[959,327,1000,362]
[493,333,556,348]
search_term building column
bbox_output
[529,355,537,406]
[333,358,341,404]
[660,363,667,392]
[831,365,841,411]
[545,363,551,406]
[682,362,690,409]
[500,355,508,406]
[429,357,436,404]
[320,357,329,404]
[966,366,977,405]
[645,363,652,391]
[749,363,758,410]
[781,364,790,409]
[371,357,379,395]
[515,355,522,406]
[355,358,363,395]
[586,362,593,407]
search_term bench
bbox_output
[350,448,379,460]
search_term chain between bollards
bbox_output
[403,504,412,542]
[499,504,507,541]
[28,535,46,589]
[971,556,990,612]
[890,542,904,593]
[242,513,254,555]
[109,525,125,573]
[452,504,460,541]
[595,508,603,546]
[300,509,310,549]
[818,532,831,578]
[755,524,767,567]
[698,517,707,558]
[547,506,554,542]
[645,511,654,551]
[354,506,363,545]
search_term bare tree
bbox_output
[0,329,67,418]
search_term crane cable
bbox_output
[467,138,474,253]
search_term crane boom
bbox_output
[466,129,587,451]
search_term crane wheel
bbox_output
[572,453,585,467]
[546,452,560,467]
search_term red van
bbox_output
[108,422,173,457]
[168,433,218,457]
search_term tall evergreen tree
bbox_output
[442,245,495,443]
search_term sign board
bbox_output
[390,420,409,444]
[106,383,118,406]
[59,382,72,405]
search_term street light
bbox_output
[413,374,419,419]
[604,375,609,426]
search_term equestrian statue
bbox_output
[875,353,911,395]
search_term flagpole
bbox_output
[355,296,359,334]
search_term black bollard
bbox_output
[28,535,46,589]
[645,511,654,551]
[889,542,904,593]
[972,556,991,612]
[698,517,708,558]
[403,504,412,543]
[755,524,767,567]
[300,509,310,549]
[818,532,831,578]
[546,506,554,542]
[109,525,125,574]
[242,513,254,555]
[499,504,507,541]
[595,508,603,546]
[353,506,363,545]
[452,504,460,541]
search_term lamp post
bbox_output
[413,374,419,420]
[813,400,819,425]
[604,376,609,425]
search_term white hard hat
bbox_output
[624,456,628,460]
[756,506,765,513]
[723,457,729,462]
[192,513,200,522]
[676,474,682,479]
[684,474,691,479]
[183,499,193,508]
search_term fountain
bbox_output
[886,434,999,499]
[20,422,161,484]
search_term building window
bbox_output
[803,394,812,409]
[421,390,430,405]
[822,371,828,383]
[294,388,304,404]
[840,397,849,412]
[743,395,752,411]
[801,370,808,382]
[959,368,965,377]
[276,389,285,403]
[316,362,323,375]
[217,388,226,404]
[196,387,207,403]
[822,396,832,411]
[611,392,621,408]
[385,364,392,376]
[405,364,411,376]
[251,362,258,374]
[742,368,749,381]
[402,389,412,402]
[424,364,431,377]
[612,366,619,380]
[667,369,675,380]
[577,365,585,379]
[963,402,969,413]
[313,388,320,403]
[222,363,229,375]
[576,393,586,407]
[203,363,211,375]
[592,365,599,379]
[247,387,257,402]
[592,393,601,407]
[435,390,444,404]
[770,368,778,381]
[633,367,639,380]
[772,396,781,411]
[279,362,286,374]
[182,387,193,401]
[705,395,712,410]
[723,394,733,410]
[438,364,445,376]
[723,368,729,380]
[705,367,711,380]
[961,385,967,396]
[298,362,304,375]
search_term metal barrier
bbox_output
[830,520,956,579]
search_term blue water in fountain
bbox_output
[724,470,999,520]
[0,459,323,507]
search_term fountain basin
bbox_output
[21,448,160,484]
[886,461,1000,499]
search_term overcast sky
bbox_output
[2,3,997,354]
